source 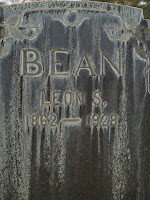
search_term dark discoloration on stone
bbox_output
[0,1,150,200]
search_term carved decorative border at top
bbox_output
[0,6,144,58]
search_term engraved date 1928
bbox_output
[87,113,119,127]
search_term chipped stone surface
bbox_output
[0,1,150,200]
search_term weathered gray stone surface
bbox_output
[0,1,150,199]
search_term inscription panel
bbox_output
[0,2,150,200]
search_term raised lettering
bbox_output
[75,51,97,76]
[76,91,83,105]
[64,90,72,105]
[41,91,50,106]
[50,49,70,76]
[93,90,102,105]
[101,49,122,76]
[23,49,42,76]
[53,91,61,105]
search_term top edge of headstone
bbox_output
[0,1,144,25]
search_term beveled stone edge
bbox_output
[1,1,144,24]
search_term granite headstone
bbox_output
[0,1,150,200]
